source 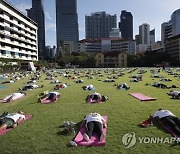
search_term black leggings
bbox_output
[86,121,103,139]
[161,116,180,136]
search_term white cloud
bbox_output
[45,22,56,32]
[13,3,31,15]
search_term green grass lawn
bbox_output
[0,68,179,154]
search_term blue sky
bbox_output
[6,0,180,46]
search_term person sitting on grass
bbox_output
[0,92,26,103]
[85,92,109,103]
[0,111,25,131]
[39,91,60,102]
[81,112,107,143]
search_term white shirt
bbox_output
[170,91,180,97]
[84,113,105,124]
[153,110,176,118]
[11,93,25,100]
[6,113,25,123]
[32,84,38,88]
[49,91,60,96]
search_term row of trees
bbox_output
[0,51,177,71]
[40,51,174,68]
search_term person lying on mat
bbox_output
[151,82,170,89]
[167,90,180,99]
[0,92,26,103]
[82,85,95,91]
[82,112,107,143]
[19,84,39,91]
[54,83,69,90]
[152,109,180,137]
[2,79,15,84]
[117,83,130,90]
[85,92,109,103]
[40,91,60,102]
[0,111,25,131]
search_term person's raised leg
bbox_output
[83,121,94,142]
[94,121,105,141]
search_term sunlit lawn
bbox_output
[0,68,179,154]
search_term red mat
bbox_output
[129,93,156,101]
[0,115,32,136]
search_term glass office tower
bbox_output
[56,0,79,55]
[26,0,46,59]
[119,10,133,40]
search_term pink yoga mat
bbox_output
[0,114,32,136]
[41,99,57,104]
[129,93,156,101]
[87,99,102,104]
[74,116,107,146]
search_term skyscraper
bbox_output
[139,23,150,45]
[85,11,117,39]
[56,0,79,55]
[161,9,180,44]
[119,10,133,40]
[150,29,155,44]
[26,0,46,59]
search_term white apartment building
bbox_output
[78,38,135,55]
[0,0,38,61]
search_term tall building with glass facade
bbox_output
[26,0,46,59]
[139,23,150,45]
[56,0,79,55]
[119,10,133,40]
[85,11,117,39]
[161,9,180,44]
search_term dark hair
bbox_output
[158,108,162,111]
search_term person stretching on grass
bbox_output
[82,112,107,143]
[85,92,109,103]
[0,92,26,103]
[152,109,180,142]
[0,111,25,131]
[40,91,60,102]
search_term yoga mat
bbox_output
[74,116,107,146]
[129,93,156,101]
[0,115,32,136]
[41,99,57,104]
[87,99,101,104]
